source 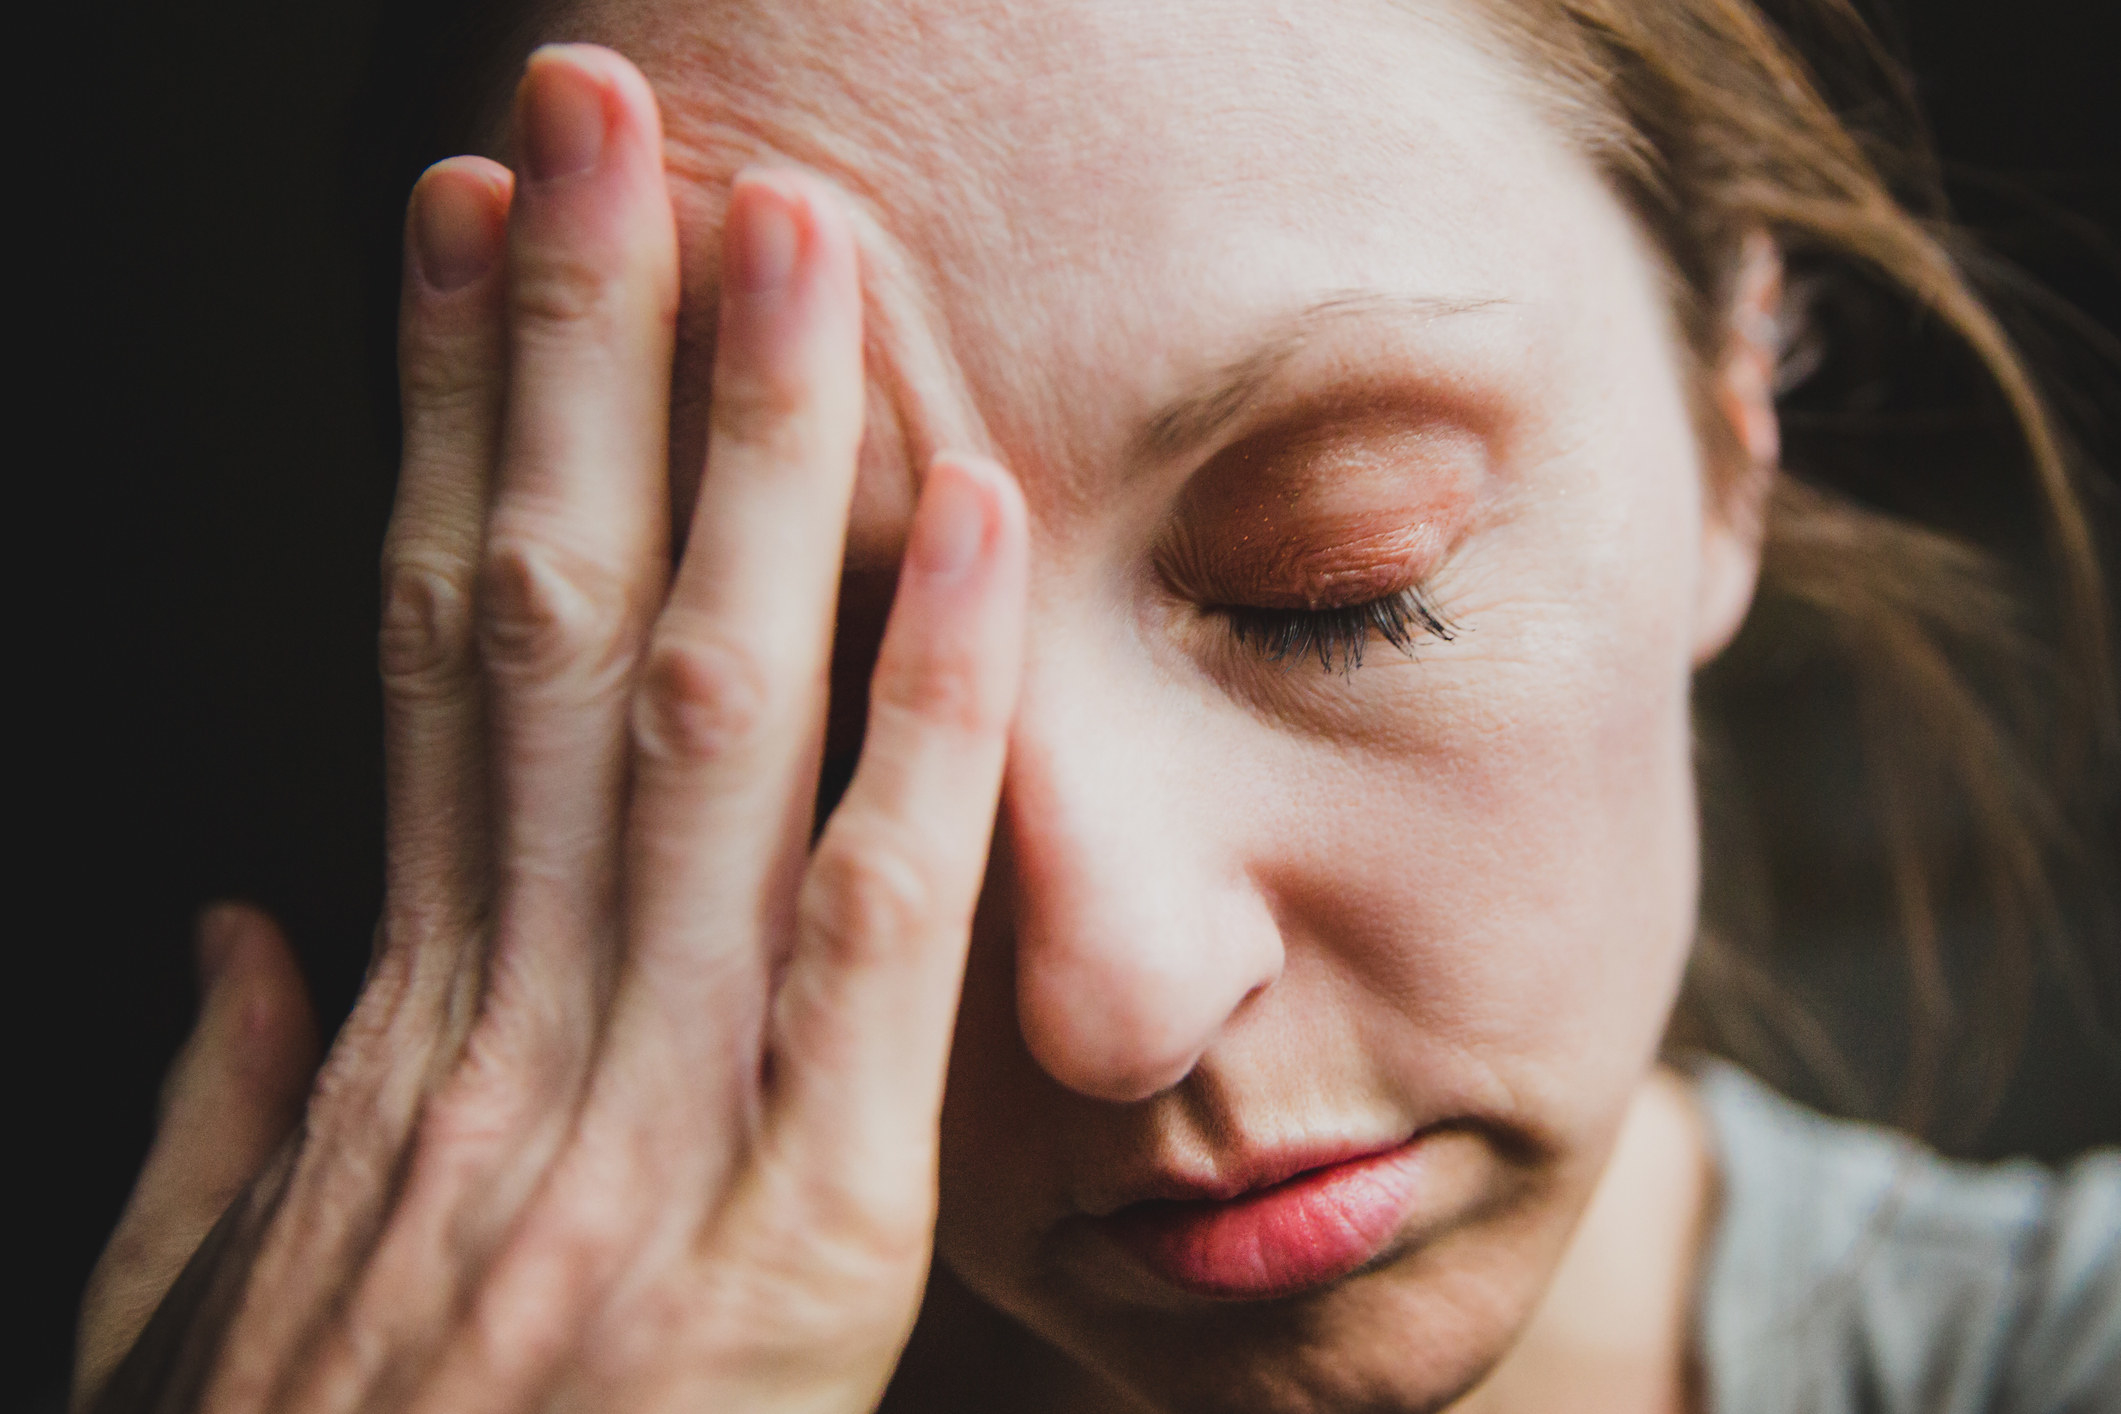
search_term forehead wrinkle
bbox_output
[649,89,1017,504]
[852,205,1003,479]
[590,0,1048,191]
[572,0,1557,527]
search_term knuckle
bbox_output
[478,537,637,686]
[300,1055,408,1174]
[416,1055,531,1158]
[799,833,933,967]
[462,1236,606,1380]
[398,335,496,416]
[707,368,813,460]
[379,550,476,701]
[869,645,996,738]
[631,633,775,768]
[430,964,596,1126]
[508,245,630,335]
[513,1185,631,1277]
[709,1159,934,1345]
[767,1151,936,1274]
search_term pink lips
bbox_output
[1093,1140,1429,1300]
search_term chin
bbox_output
[942,1122,1592,1414]
[978,1238,1555,1413]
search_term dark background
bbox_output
[23,0,2121,1404]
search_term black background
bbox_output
[22,0,2121,1403]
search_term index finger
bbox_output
[770,453,1028,1185]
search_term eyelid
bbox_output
[1152,391,1484,680]
[1167,420,1484,604]
[1161,513,1455,612]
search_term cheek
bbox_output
[1277,641,1696,1058]
[1302,437,1709,1148]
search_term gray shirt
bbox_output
[1694,1064,2121,1413]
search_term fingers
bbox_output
[604,172,865,1091]
[480,44,679,1020]
[770,455,1028,1181]
[186,158,519,1414]
[302,43,682,1380]
[382,156,511,955]
[235,50,687,1412]
[75,907,318,1408]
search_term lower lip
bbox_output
[1093,1141,1428,1300]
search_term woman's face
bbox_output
[558,0,1762,1405]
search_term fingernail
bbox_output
[725,177,801,295]
[910,460,991,580]
[196,904,246,988]
[520,47,607,181]
[413,167,500,293]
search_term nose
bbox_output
[1000,657,1286,1103]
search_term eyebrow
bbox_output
[1131,291,1504,464]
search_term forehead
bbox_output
[560,0,1636,494]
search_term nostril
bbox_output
[1076,1062,1199,1106]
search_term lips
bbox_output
[1089,1138,1430,1300]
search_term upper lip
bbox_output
[1082,1135,1416,1217]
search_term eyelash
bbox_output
[1221,586,1456,674]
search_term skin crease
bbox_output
[70,2,1786,1411]
[479,1,1777,1410]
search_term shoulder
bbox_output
[1691,1061,2121,1414]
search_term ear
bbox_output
[1692,230,1782,666]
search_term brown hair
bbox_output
[1472,0,2116,1140]
[356,0,2117,1143]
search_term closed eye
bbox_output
[1220,587,1455,674]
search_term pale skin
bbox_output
[76,3,1788,1411]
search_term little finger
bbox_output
[381,156,511,958]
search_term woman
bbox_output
[73,0,2119,1410]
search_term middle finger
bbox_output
[477,44,680,1030]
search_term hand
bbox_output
[76,42,1027,1414]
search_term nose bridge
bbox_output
[1002,645,1285,1103]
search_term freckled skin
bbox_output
[526,1,1765,1410]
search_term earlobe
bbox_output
[1693,231,1783,665]
[1694,502,1769,666]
